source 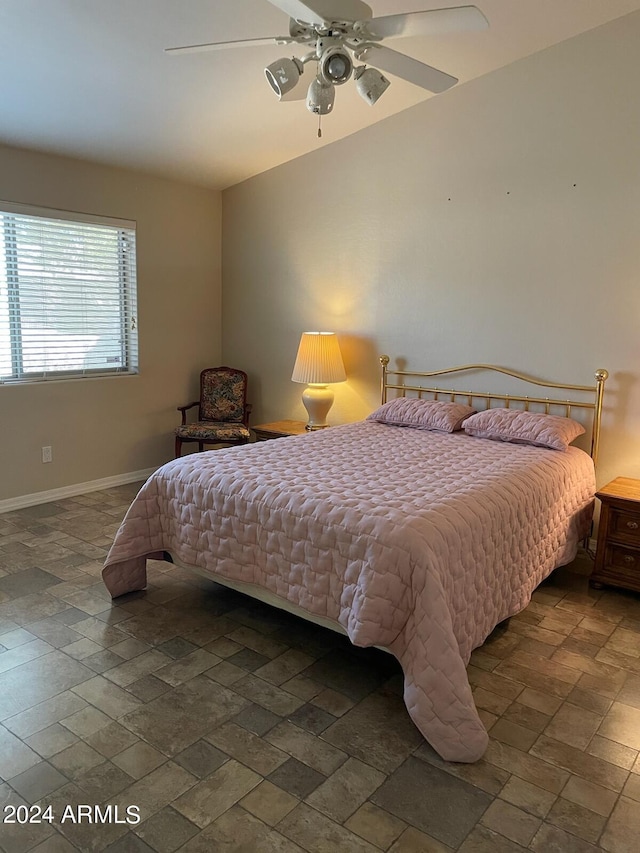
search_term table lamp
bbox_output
[291,332,346,430]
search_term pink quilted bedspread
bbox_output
[103,422,595,762]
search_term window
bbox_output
[0,201,138,383]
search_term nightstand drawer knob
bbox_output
[626,521,639,530]
[624,555,636,564]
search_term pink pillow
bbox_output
[463,408,585,451]
[367,398,476,433]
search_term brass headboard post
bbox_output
[380,355,390,404]
[378,356,608,468]
[591,369,609,468]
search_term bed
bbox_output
[103,358,608,762]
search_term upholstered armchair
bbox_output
[174,366,252,458]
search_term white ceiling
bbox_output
[1,0,639,190]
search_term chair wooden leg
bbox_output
[175,436,182,458]
[198,441,204,452]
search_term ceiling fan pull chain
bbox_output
[318,114,322,138]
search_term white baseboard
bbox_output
[0,467,158,515]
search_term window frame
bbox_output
[0,200,138,385]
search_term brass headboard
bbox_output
[379,356,608,466]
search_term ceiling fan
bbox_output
[166,1,489,123]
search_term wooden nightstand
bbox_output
[252,420,309,441]
[591,477,640,593]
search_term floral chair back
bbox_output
[200,368,247,423]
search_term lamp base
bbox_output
[301,384,334,430]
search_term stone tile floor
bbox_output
[0,483,639,852]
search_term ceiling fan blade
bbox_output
[165,36,283,55]
[358,45,457,93]
[267,0,372,26]
[366,5,489,39]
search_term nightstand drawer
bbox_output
[609,509,640,545]
[606,543,640,572]
[595,543,640,593]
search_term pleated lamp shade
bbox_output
[291,332,346,385]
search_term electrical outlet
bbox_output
[42,446,52,463]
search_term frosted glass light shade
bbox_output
[291,332,346,429]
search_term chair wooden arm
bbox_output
[177,401,199,426]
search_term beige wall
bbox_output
[222,12,640,490]
[0,145,222,502]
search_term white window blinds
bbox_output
[0,201,138,383]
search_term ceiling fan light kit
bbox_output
[307,77,335,115]
[354,65,390,105]
[167,1,489,121]
[265,56,305,97]
[318,45,354,85]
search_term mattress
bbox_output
[103,421,595,761]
